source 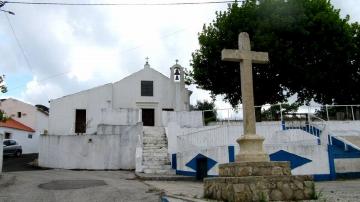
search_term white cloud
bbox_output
[67,46,121,81]
[21,77,64,104]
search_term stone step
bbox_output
[142,150,167,154]
[143,142,167,146]
[142,160,169,163]
[143,146,167,151]
[143,169,175,175]
[143,157,169,162]
[143,164,172,170]
[142,153,168,157]
[143,127,165,135]
[142,161,171,166]
[141,126,173,175]
[143,139,167,143]
[143,143,167,147]
[143,136,166,140]
[143,142,167,145]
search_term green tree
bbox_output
[191,100,217,125]
[0,75,6,93]
[191,0,359,107]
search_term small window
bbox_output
[141,81,153,96]
[17,112,21,118]
[5,132,11,139]
[28,134,33,139]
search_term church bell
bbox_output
[174,68,180,81]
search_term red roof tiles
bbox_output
[0,118,35,132]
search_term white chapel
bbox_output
[49,60,192,135]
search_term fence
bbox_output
[201,104,360,125]
[176,121,315,152]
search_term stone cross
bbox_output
[222,32,270,162]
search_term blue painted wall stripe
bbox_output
[176,170,196,176]
[327,145,336,180]
[313,174,333,181]
[228,146,235,162]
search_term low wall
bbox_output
[39,124,141,170]
[176,143,330,178]
[0,133,3,174]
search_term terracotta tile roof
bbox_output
[0,118,35,132]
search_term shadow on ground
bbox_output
[2,153,50,172]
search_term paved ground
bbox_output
[2,154,45,172]
[148,179,360,202]
[1,169,360,202]
[316,179,360,202]
[0,170,160,202]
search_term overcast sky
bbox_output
[0,0,359,109]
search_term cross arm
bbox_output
[221,49,269,64]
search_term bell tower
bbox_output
[170,60,185,111]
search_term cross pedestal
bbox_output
[203,33,315,201]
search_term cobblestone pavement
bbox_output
[0,170,160,202]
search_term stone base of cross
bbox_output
[236,134,269,162]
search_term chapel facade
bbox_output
[48,61,192,135]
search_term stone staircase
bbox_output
[142,126,174,174]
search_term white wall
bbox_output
[173,121,329,176]
[100,108,140,126]
[176,143,329,176]
[0,133,3,174]
[264,144,329,175]
[162,111,203,128]
[0,98,37,129]
[0,127,38,154]
[39,123,141,169]
[335,159,360,173]
[49,84,112,135]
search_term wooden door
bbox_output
[142,108,155,126]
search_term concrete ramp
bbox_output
[338,136,360,149]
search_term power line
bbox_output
[3,0,237,6]
[4,12,33,73]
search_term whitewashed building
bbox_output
[49,61,191,135]
[39,61,192,171]
[0,98,49,154]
